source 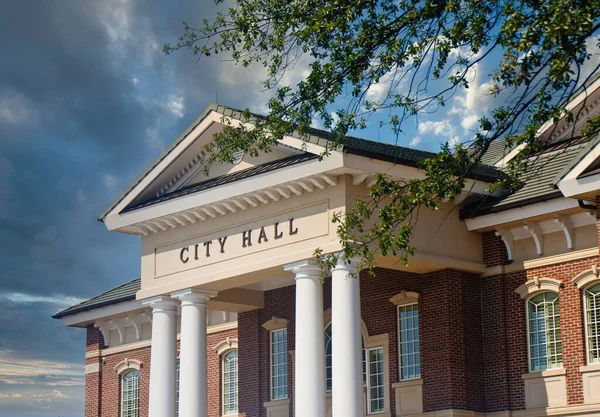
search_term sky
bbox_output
[0,1,598,416]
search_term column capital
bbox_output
[284,259,322,278]
[171,288,218,305]
[142,295,178,312]
[332,254,362,273]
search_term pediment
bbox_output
[100,104,344,234]
[555,134,600,200]
[128,121,302,211]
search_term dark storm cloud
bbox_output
[0,1,282,415]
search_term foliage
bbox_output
[165,0,600,272]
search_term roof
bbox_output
[479,138,512,166]
[461,143,587,218]
[551,133,600,185]
[52,277,140,319]
[100,104,505,220]
[125,152,317,212]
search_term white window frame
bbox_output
[221,349,239,416]
[120,369,140,417]
[397,302,421,381]
[270,328,288,400]
[365,346,385,415]
[573,269,600,366]
[525,291,562,372]
[176,361,180,417]
[323,315,389,416]
[583,282,600,364]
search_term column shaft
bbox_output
[285,260,326,417]
[331,259,363,417]
[172,289,217,417]
[145,296,178,417]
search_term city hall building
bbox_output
[55,78,600,417]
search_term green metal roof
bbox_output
[52,277,140,319]
[100,104,504,220]
[462,144,586,217]
[479,138,512,166]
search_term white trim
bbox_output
[515,277,562,299]
[573,267,600,288]
[396,303,421,382]
[214,337,239,356]
[60,300,145,327]
[558,140,600,198]
[464,198,580,231]
[388,291,420,306]
[114,358,142,375]
[262,317,288,331]
[105,153,343,231]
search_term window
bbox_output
[366,347,385,414]
[176,361,180,417]
[584,283,600,364]
[398,303,420,380]
[527,292,562,372]
[325,323,333,392]
[270,329,288,400]
[121,369,140,417]
[324,322,382,414]
[222,349,238,415]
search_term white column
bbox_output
[144,296,179,417]
[331,258,362,417]
[171,289,217,417]
[284,260,326,417]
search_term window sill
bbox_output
[264,398,290,407]
[391,378,423,389]
[522,368,566,380]
[580,363,600,373]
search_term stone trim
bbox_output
[481,248,599,276]
[114,358,142,375]
[388,291,420,306]
[580,363,600,373]
[214,337,239,356]
[515,277,563,299]
[86,321,238,357]
[572,266,600,289]
[262,316,288,331]
[521,367,566,380]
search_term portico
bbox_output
[93,105,491,417]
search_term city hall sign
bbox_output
[179,218,299,264]
[153,201,329,277]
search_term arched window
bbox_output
[121,369,140,417]
[222,349,238,416]
[527,292,562,372]
[584,283,600,364]
[324,323,382,414]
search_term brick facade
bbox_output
[84,231,600,417]
[85,327,238,417]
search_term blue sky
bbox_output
[0,1,598,416]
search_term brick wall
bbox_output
[483,230,508,267]
[238,267,487,417]
[85,326,238,417]
[481,236,599,411]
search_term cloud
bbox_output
[11,393,22,399]
[409,136,422,147]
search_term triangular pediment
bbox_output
[555,133,600,200]
[100,104,343,234]
[127,119,303,211]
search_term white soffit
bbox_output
[105,155,343,232]
[464,197,580,231]
[557,140,600,198]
